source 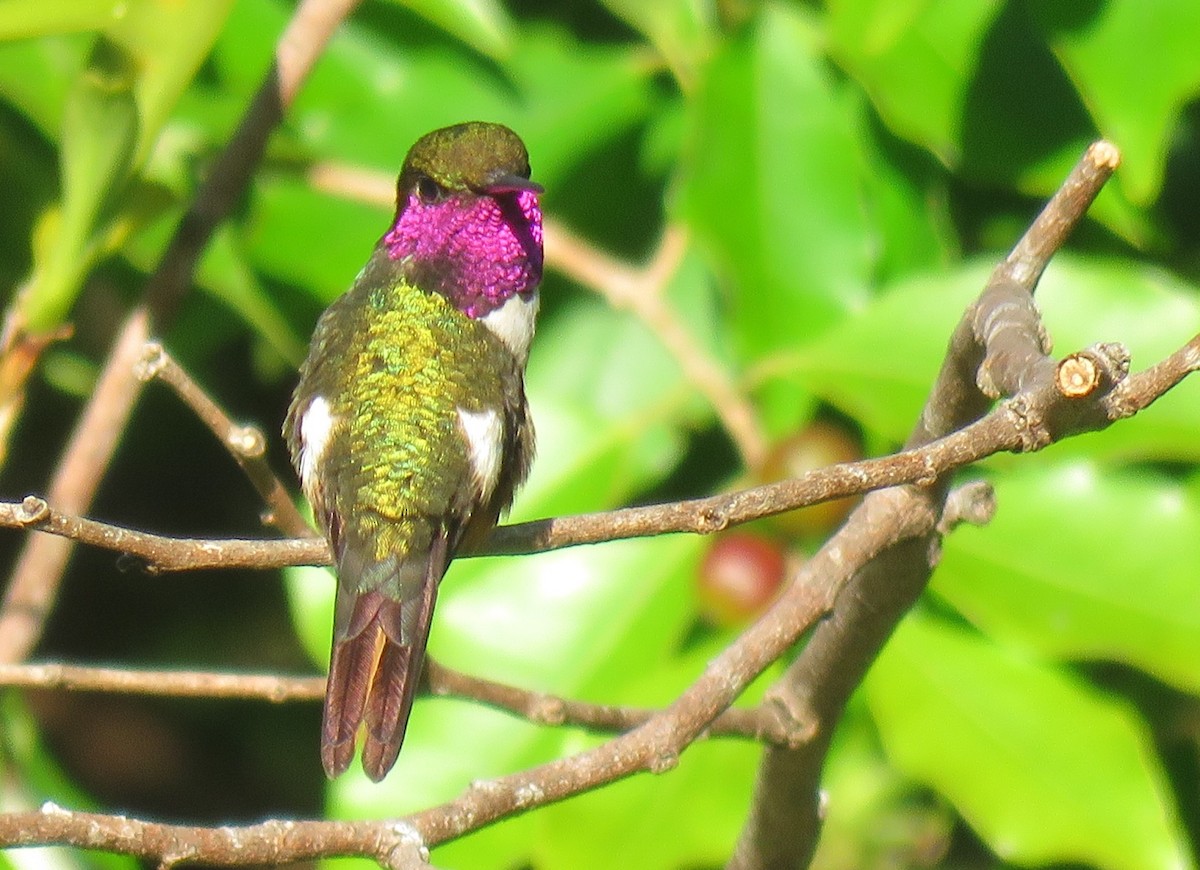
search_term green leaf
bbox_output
[0,36,87,140]
[1029,0,1200,206]
[504,25,655,184]
[122,207,308,366]
[20,0,233,331]
[598,0,715,88]
[848,89,957,285]
[380,0,514,60]
[245,175,387,303]
[936,460,1200,694]
[677,2,873,357]
[535,734,758,870]
[26,36,138,331]
[825,0,1004,166]
[782,253,1200,449]
[866,613,1193,870]
[0,0,125,39]
[774,260,985,440]
[535,633,780,870]
[813,700,953,867]
[286,14,651,183]
[105,0,235,166]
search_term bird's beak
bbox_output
[480,173,544,196]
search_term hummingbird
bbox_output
[285,122,542,781]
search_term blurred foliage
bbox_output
[1,1,1199,869]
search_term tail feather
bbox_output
[321,619,376,777]
[321,532,450,781]
[321,589,390,778]
[362,536,443,781]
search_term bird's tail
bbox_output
[322,535,446,781]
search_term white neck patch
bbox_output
[480,292,539,363]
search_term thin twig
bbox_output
[544,219,769,467]
[0,662,324,703]
[998,141,1120,290]
[0,660,798,745]
[135,342,314,538]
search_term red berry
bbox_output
[697,531,788,626]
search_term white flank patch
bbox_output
[481,292,539,362]
[457,406,504,499]
[299,396,336,499]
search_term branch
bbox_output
[0,417,1028,571]
[728,140,1123,870]
[0,809,431,870]
[0,660,798,745]
[0,334,1186,574]
[0,0,360,665]
[0,482,938,866]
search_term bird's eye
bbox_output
[416,175,443,203]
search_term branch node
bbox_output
[513,782,547,808]
[697,507,728,534]
[647,749,680,774]
[762,695,819,748]
[18,495,50,525]
[134,341,167,382]
[228,424,267,459]
[381,821,430,869]
[528,695,567,726]
[939,481,996,534]
[915,453,940,488]
[1005,396,1052,452]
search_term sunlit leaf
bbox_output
[678,3,873,355]
[1029,0,1200,205]
[825,0,1002,166]
[598,0,715,87]
[937,460,1200,694]
[0,36,86,140]
[25,37,138,331]
[380,0,514,60]
[785,253,1200,449]
[867,613,1192,870]
[105,0,235,166]
[0,0,123,40]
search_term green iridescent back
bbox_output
[287,276,524,593]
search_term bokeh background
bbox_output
[1,1,1199,868]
